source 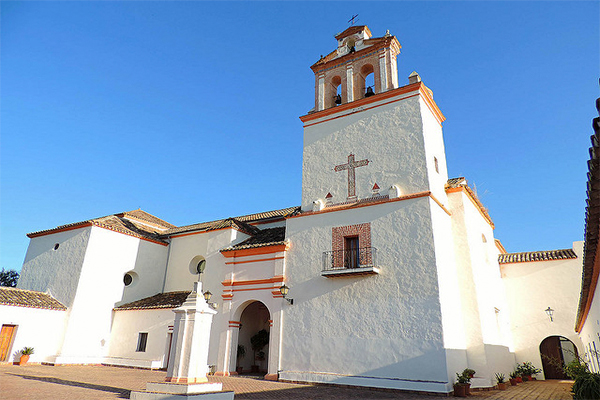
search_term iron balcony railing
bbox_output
[322,247,378,272]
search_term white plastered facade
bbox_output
[7,24,585,394]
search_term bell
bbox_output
[365,87,375,97]
[334,94,342,105]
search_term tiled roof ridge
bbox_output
[228,218,261,236]
[498,248,577,264]
[92,217,169,244]
[576,92,600,331]
[0,286,67,310]
[165,206,300,236]
[114,291,192,311]
[118,209,176,229]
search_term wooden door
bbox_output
[540,336,568,379]
[344,236,359,269]
[0,325,17,362]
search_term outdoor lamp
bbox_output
[545,307,554,322]
[279,284,293,305]
[203,290,212,302]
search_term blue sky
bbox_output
[1,1,598,272]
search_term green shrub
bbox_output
[572,372,600,400]
[565,358,590,379]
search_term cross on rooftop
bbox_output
[335,153,369,199]
[348,14,359,26]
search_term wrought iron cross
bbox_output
[348,14,359,26]
[335,153,369,199]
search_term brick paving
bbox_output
[0,365,574,399]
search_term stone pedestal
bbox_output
[131,282,234,400]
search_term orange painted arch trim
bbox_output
[222,276,285,287]
[27,222,93,238]
[225,256,284,265]
[221,244,288,258]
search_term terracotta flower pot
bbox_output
[509,378,517,386]
[465,383,471,395]
[497,382,507,390]
[523,375,531,381]
[453,384,468,397]
[18,355,30,365]
[516,376,523,383]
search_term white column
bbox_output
[317,74,325,111]
[345,64,354,103]
[378,50,389,93]
[166,282,217,383]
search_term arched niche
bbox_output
[325,75,342,109]
[233,300,271,374]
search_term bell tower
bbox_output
[299,25,448,212]
[311,25,401,112]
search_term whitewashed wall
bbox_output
[0,305,66,363]
[18,227,92,307]
[448,189,515,386]
[105,308,175,369]
[578,277,600,372]
[282,198,450,392]
[301,91,430,211]
[502,241,584,379]
[56,226,167,364]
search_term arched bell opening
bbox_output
[233,301,271,375]
[539,335,579,379]
[325,75,343,109]
[356,64,375,99]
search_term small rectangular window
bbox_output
[136,332,148,352]
[434,157,439,173]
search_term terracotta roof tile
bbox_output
[0,287,66,310]
[27,210,172,244]
[576,94,600,330]
[114,291,191,311]
[334,25,371,40]
[223,227,286,251]
[498,249,577,264]
[166,206,300,236]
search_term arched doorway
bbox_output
[539,336,578,379]
[236,301,271,375]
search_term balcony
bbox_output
[321,247,380,278]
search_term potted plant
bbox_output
[464,368,476,379]
[18,347,34,365]
[250,329,269,373]
[516,361,541,381]
[495,373,507,390]
[509,371,518,386]
[236,344,246,374]
[453,371,471,397]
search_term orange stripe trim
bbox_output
[302,93,420,128]
[288,191,431,219]
[27,222,93,238]
[300,82,421,123]
[221,244,288,258]
[222,276,285,287]
[226,286,278,293]
[225,256,284,265]
[170,226,232,238]
[429,193,452,216]
[418,85,446,124]
[300,82,445,127]
[576,247,600,332]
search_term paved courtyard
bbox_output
[0,365,574,400]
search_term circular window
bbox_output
[123,273,133,286]
[54,243,60,250]
[188,256,206,275]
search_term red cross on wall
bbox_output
[335,153,369,199]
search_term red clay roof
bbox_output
[0,287,66,310]
[576,94,600,331]
[334,25,372,40]
[498,249,577,264]
[114,291,191,311]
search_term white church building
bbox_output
[0,25,585,394]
